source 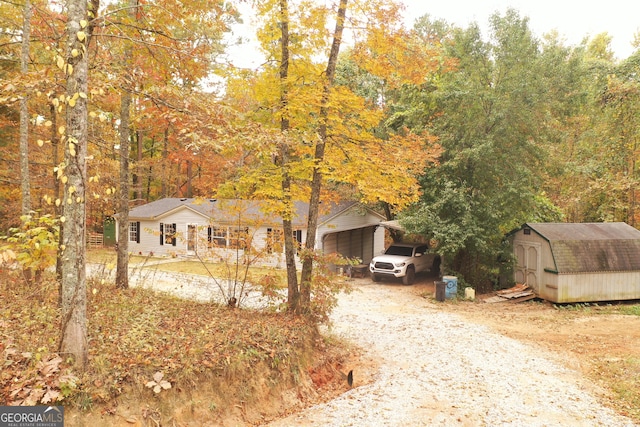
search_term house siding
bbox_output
[118,199,384,268]
[129,209,210,256]
[116,198,384,267]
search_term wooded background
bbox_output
[2,0,639,289]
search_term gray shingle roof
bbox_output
[125,198,362,227]
[525,222,640,273]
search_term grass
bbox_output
[87,248,159,266]
[0,269,325,424]
[86,248,290,284]
[592,356,640,420]
[618,304,640,316]
[553,301,640,317]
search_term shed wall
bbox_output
[513,226,640,303]
[555,271,640,303]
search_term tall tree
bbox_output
[58,0,99,369]
[592,52,640,224]
[222,0,441,313]
[299,0,348,308]
[19,0,32,214]
[115,0,136,290]
[401,10,563,290]
[275,0,301,310]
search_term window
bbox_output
[207,226,227,247]
[160,223,177,246]
[292,229,303,253]
[129,221,140,243]
[293,230,302,246]
[266,228,284,254]
[416,245,429,256]
[229,227,249,250]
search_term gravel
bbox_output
[266,281,638,427]
[88,263,637,426]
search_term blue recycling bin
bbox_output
[443,276,458,299]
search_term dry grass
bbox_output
[86,248,290,284]
[0,268,327,424]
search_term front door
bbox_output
[514,242,540,292]
[187,224,197,255]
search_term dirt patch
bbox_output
[401,274,640,422]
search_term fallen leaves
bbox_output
[1,268,318,408]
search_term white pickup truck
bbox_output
[369,243,440,285]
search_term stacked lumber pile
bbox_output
[483,283,536,304]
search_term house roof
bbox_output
[125,197,373,228]
[522,222,640,273]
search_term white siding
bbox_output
[119,202,384,268]
[126,209,211,256]
[557,271,640,303]
[513,227,640,303]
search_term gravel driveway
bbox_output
[266,280,638,427]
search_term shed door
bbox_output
[514,242,540,292]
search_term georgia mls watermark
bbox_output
[0,406,64,427]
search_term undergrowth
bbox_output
[0,270,321,421]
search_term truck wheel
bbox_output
[402,266,415,285]
[372,273,381,282]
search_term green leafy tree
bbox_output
[400,10,564,290]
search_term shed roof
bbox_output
[124,198,369,228]
[522,222,640,273]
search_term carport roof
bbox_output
[522,222,640,273]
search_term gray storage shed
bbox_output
[509,222,640,303]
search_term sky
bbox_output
[401,0,639,60]
[226,0,639,69]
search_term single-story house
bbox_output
[115,198,386,267]
[509,222,640,303]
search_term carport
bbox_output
[322,225,380,265]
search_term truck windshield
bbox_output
[384,246,413,257]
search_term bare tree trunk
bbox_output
[116,85,131,289]
[116,0,137,289]
[51,100,63,296]
[59,0,98,370]
[276,0,300,312]
[300,0,348,307]
[161,128,168,197]
[19,0,31,215]
[131,132,139,200]
[186,159,193,197]
[135,130,143,198]
[146,136,155,199]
